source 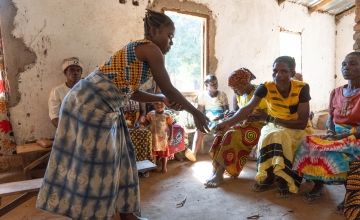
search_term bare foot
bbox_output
[161,168,167,173]
[204,173,223,188]
[204,173,216,185]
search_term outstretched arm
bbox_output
[216,96,261,132]
[131,90,164,103]
[135,43,209,133]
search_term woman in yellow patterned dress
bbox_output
[216,56,311,198]
[205,68,266,188]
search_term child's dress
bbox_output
[146,110,174,158]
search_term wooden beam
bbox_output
[278,0,286,5]
[309,0,332,13]
[335,6,355,23]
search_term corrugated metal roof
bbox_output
[286,0,355,15]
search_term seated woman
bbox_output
[293,51,360,219]
[185,75,229,161]
[205,68,267,188]
[216,56,310,198]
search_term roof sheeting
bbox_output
[286,0,355,15]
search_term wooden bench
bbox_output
[16,143,52,178]
[0,160,156,216]
[0,178,43,217]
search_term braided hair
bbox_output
[273,56,296,71]
[144,9,174,38]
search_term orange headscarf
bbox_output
[228,68,256,88]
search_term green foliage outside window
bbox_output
[165,11,204,92]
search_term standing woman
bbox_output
[216,56,310,198]
[36,10,208,220]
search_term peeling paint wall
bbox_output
[335,12,355,88]
[0,0,36,107]
[1,0,337,143]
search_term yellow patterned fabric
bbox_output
[129,128,153,162]
[257,123,305,193]
[98,39,152,94]
[263,80,306,120]
[210,87,266,177]
[236,85,267,111]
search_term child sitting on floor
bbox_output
[145,101,174,173]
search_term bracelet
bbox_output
[265,115,274,123]
[265,115,278,125]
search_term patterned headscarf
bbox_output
[228,68,256,88]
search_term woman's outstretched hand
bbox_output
[193,110,210,133]
[214,120,231,134]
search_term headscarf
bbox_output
[228,68,256,88]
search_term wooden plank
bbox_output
[136,160,156,173]
[0,191,38,217]
[0,178,43,197]
[23,152,50,174]
[309,0,332,13]
[16,143,51,154]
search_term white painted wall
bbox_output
[6,0,337,143]
[198,1,336,111]
[335,12,355,88]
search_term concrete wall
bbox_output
[1,0,337,143]
[335,11,355,88]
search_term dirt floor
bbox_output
[1,154,346,220]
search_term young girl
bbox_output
[36,10,209,220]
[146,102,174,173]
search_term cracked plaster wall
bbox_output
[2,0,337,143]
[335,11,355,88]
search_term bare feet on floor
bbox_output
[204,173,223,188]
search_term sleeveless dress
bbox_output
[36,39,153,219]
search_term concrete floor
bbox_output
[1,154,346,220]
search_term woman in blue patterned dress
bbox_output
[36,10,209,220]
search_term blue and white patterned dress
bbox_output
[37,40,153,219]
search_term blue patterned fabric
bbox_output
[36,71,140,219]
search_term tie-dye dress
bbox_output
[36,39,153,219]
[293,85,360,219]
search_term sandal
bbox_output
[303,191,322,203]
[276,187,291,199]
[252,182,273,192]
[336,201,344,214]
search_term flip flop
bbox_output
[276,188,291,199]
[185,149,197,162]
[335,201,344,214]
[303,191,322,203]
[252,182,273,192]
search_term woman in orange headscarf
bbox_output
[205,68,267,188]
